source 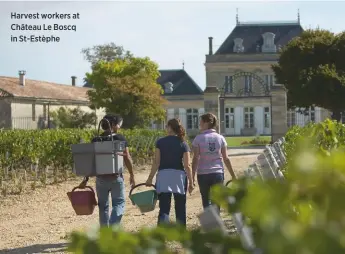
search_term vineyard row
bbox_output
[0,128,165,196]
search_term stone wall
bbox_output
[9,98,105,129]
[271,84,288,142]
[0,98,12,128]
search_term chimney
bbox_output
[71,76,77,86]
[19,70,26,86]
[208,37,213,55]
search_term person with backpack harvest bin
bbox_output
[191,113,237,213]
[145,118,194,227]
[79,114,135,227]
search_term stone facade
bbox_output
[0,98,11,128]
[1,97,106,129]
[270,85,288,142]
[205,57,276,136]
[203,87,220,133]
[0,74,106,129]
[202,20,332,139]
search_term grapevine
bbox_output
[0,128,165,196]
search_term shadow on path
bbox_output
[227,145,267,149]
[0,243,67,254]
[230,152,262,157]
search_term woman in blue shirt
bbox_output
[146,118,194,227]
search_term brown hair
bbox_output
[200,113,217,129]
[167,118,186,141]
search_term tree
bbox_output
[81,43,133,87]
[85,57,166,128]
[50,106,97,129]
[272,29,345,121]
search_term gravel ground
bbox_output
[0,152,259,254]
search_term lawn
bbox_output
[225,136,271,147]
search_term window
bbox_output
[245,76,252,92]
[270,76,274,86]
[233,38,244,53]
[262,32,277,53]
[265,34,274,47]
[264,107,270,128]
[265,75,275,89]
[164,82,174,94]
[224,76,233,93]
[244,107,254,128]
[225,107,235,128]
[187,108,199,129]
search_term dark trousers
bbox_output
[197,173,224,213]
[158,192,187,226]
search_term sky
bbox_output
[0,1,344,90]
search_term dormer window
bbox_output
[164,82,174,93]
[233,38,244,53]
[261,32,277,53]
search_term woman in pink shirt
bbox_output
[192,113,237,212]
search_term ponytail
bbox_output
[176,123,186,141]
[200,113,217,129]
[167,118,186,141]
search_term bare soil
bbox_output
[0,154,257,254]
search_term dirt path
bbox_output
[0,154,258,254]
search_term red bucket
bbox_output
[67,186,98,215]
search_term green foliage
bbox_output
[284,119,345,162]
[85,57,166,128]
[0,128,165,176]
[50,106,97,129]
[272,29,345,120]
[81,43,133,68]
[69,224,247,254]
[211,120,345,254]
[68,119,345,254]
[240,136,269,146]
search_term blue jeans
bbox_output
[96,176,125,227]
[197,173,224,212]
[158,192,186,226]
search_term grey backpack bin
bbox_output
[71,118,126,177]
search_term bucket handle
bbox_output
[129,183,156,197]
[225,180,232,187]
[97,118,125,154]
[71,186,96,194]
[97,118,114,140]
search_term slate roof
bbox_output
[0,76,90,102]
[215,21,304,55]
[84,69,203,96]
[157,69,203,96]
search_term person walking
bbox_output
[79,114,135,227]
[145,118,194,227]
[191,113,237,213]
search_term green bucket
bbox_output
[129,183,158,213]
